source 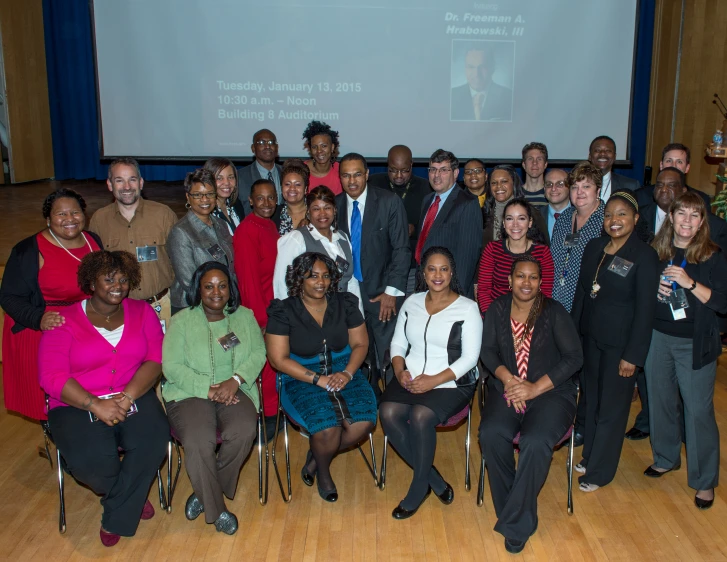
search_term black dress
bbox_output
[266,292,377,434]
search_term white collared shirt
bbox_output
[655,206,667,234]
[600,172,612,202]
[346,186,404,297]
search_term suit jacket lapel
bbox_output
[336,197,349,234]
[362,187,377,238]
[432,188,459,226]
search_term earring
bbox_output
[508,285,512,290]
[46,220,50,227]
[185,202,191,210]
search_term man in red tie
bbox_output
[541,169,570,240]
[415,149,483,297]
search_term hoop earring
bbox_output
[185,202,191,210]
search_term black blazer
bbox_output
[635,182,712,209]
[335,186,411,296]
[237,161,283,216]
[418,188,483,296]
[450,82,513,121]
[571,231,660,367]
[611,172,640,194]
[0,231,102,333]
[638,203,727,253]
[481,293,583,395]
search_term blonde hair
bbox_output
[652,192,718,263]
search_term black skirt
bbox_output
[381,376,475,424]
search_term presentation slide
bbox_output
[92,0,638,161]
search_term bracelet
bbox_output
[312,374,321,386]
[232,374,242,386]
[120,391,135,405]
[505,375,515,385]
[342,369,353,380]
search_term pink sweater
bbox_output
[38,299,163,410]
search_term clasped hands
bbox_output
[395,370,439,394]
[91,393,133,427]
[208,378,240,406]
[316,372,351,393]
[502,374,541,414]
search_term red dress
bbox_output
[2,232,99,420]
[233,214,280,416]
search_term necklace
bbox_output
[48,229,93,262]
[506,238,530,254]
[590,251,609,299]
[88,299,121,323]
[303,299,326,313]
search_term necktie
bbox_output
[351,201,363,282]
[267,170,273,182]
[415,195,440,264]
[554,212,561,220]
[473,93,484,120]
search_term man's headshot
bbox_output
[450,40,514,122]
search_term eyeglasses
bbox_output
[340,172,365,180]
[544,181,567,189]
[188,191,217,200]
[428,167,454,175]
[388,167,411,175]
[463,168,485,175]
[254,140,278,146]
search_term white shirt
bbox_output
[390,292,482,390]
[655,206,667,234]
[82,300,124,347]
[345,187,404,298]
[600,172,612,202]
[469,85,489,110]
[273,228,363,313]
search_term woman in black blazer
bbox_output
[479,256,582,554]
[571,190,659,492]
[643,192,727,510]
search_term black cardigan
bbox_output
[0,231,102,333]
[481,293,583,395]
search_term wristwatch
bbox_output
[232,374,242,386]
[688,279,697,291]
[312,374,321,386]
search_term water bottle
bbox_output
[714,129,723,148]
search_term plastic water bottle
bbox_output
[714,129,723,148]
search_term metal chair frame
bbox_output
[270,371,378,503]
[162,375,269,512]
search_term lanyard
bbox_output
[668,258,687,291]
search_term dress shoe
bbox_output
[301,450,316,487]
[434,483,454,505]
[214,511,238,535]
[185,493,204,521]
[572,432,584,447]
[625,427,650,441]
[99,527,120,547]
[695,490,715,510]
[644,464,679,478]
[392,489,431,520]
[140,499,155,520]
[504,522,537,553]
[317,480,338,503]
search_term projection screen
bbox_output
[91,0,639,161]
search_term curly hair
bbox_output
[281,159,310,190]
[415,246,464,295]
[184,168,216,193]
[77,251,141,295]
[285,252,342,298]
[188,261,240,313]
[484,164,525,218]
[203,157,239,204]
[302,121,340,160]
[42,188,87,219]
[499,198,548,245]
[567,160,602,191]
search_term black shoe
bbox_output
[317,480,338,503]
[644,464,680,478]
[392,489,431,520]
[264,415,279,442]
[301,450,315,487]
[214,511,238,535]
[431,467,454,505]
[504,537,526,554]
[572,432,584,447]
[695,491,715,510]
[185,493,204,521]
[625,427,650,441]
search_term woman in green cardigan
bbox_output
[162,262,266,535]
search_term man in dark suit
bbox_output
[625,166,727,441]
[237,129,283,216]
[450,47,512,121]
[416,149,483,297]
[635,142,712,209]
[336,153,411,392]
[540,168,571,240]
[588,135,640,202]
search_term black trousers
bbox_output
[48,390,170,536]
[360,284,403,390]
[579,336,636,486]
[479,380,576,542]
[632,369,650,433]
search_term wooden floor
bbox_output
[2,181,727,560]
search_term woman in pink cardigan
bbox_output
[38,251,169,548]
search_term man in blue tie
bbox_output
[336,153,411,395]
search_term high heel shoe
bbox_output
[301,450,316,487]
[392,489,431,520]
[695,489,715,510]
[317,480,338,502]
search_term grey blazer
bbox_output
[167,211,236,308]
[238,161,283,216]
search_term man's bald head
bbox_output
[387,145,413,186]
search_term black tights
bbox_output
[379,402,446,510]
[305,420,374,491]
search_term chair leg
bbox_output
[567,425,575,515]
[356,432,378,486]
[378,434,388,490]
[40,422,53,468]
[477,452,486,507]
[166,440,181,514]
[157,468,166,511]
[465,408,472,491]
[271,406,292,503]
[256,377,269,506]
[57,448,66,534]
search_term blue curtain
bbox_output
[43,0,654,182]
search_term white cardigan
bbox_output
[390,292,482,390]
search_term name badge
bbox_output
[89,393,138,422]
[564,233,581,247]
[160,319,166,334]
[206,244,225,261]
[669,288,689,320]
[335,255,350,274]
[136,245,158,262]
[607,256,634,277]
[217,332,240,352]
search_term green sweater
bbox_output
[162,305,266,408]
